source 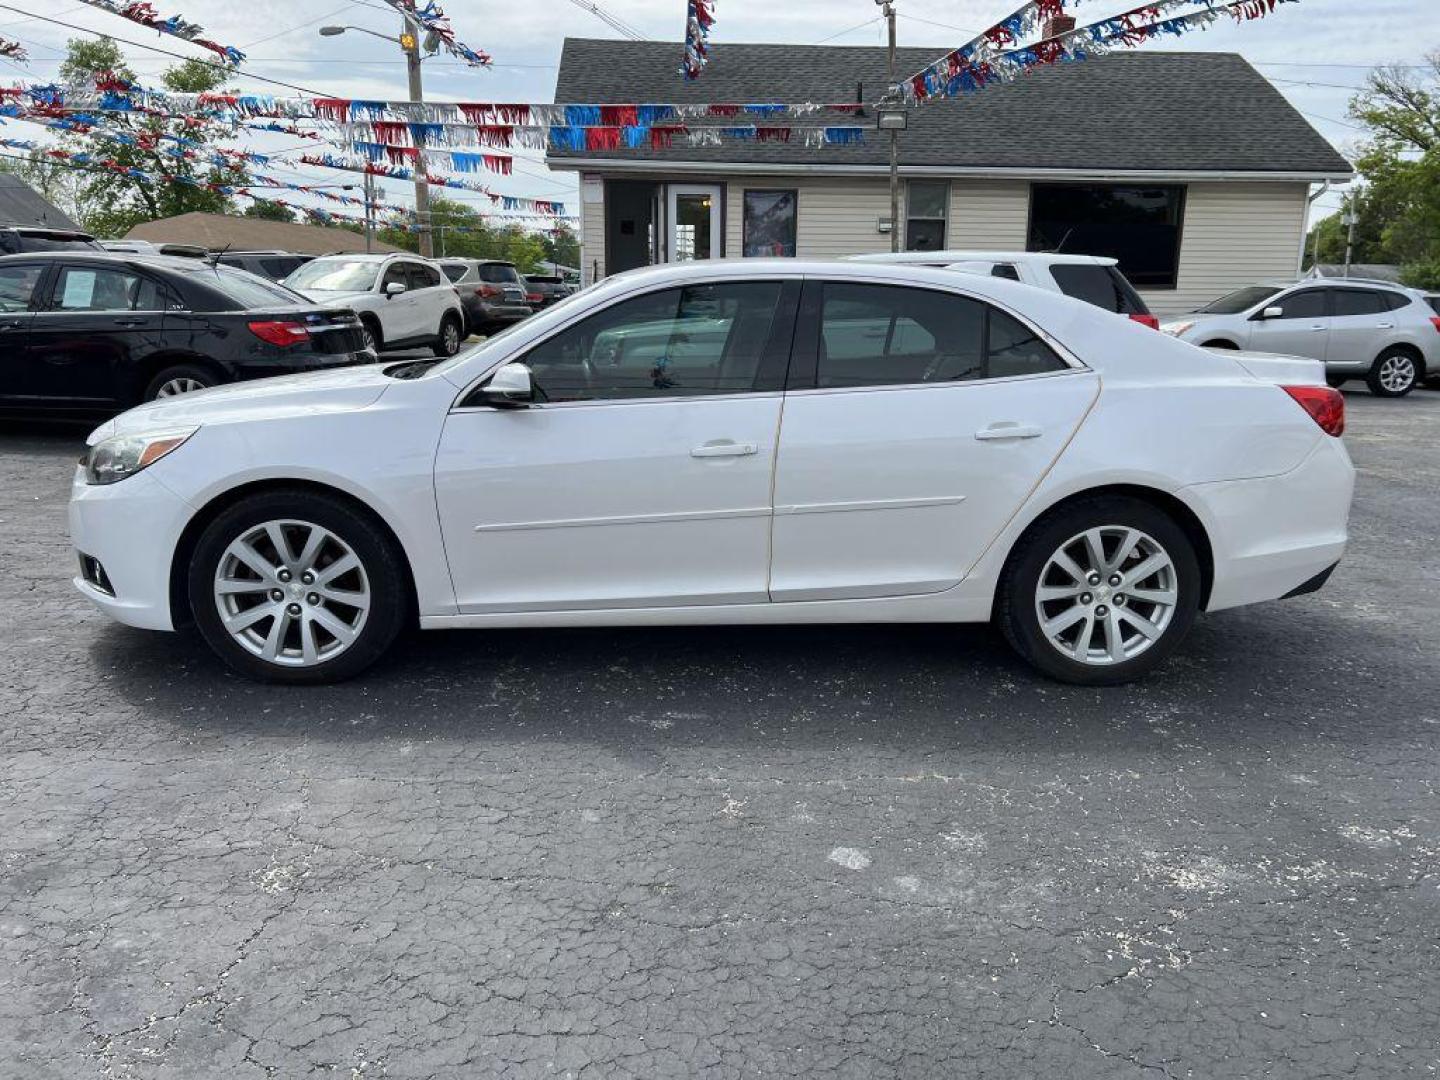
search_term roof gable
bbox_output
[551,39,1351,177]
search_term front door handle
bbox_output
[1309,325,1327,332]
[1375,322,1395,329]
[111,318,148,327]
[691,441,758,458]
[975,423,1043,441]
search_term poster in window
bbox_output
[743,190,797,258]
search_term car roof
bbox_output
[849,251,1118,267]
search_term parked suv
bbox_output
[522,273,573,310]
[215,250,315,283]
[284,253,466,357]
[1161,279,1440,397]
[849,251,1160,328]
[0,225,104,255]
[0,252,372,415]
[437,259,532,336]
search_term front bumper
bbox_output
[69,467,193,631]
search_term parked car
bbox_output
[850,251,1160,328]
[1160,279,1440,397]
[0,252,372,415]
[284,253,465,358]
[70,260,1353,687]
[214,250,315,282]
[437,258,532,336]
[100,240,208,259]
[522,273,574,309]
[0,225,104,255]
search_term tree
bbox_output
[1305,54,1440,288]
[542,222,580,270]
[50,38,250,237]
[243,201,297,223]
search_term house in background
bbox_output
[548,40,1352,316]
[0,173,82,230]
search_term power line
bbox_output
[813,16,883,45]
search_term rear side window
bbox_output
[811,283,1065,389]
[1049,264,1147,314]
[1331,289,1388,317]
[478,264,520,284]
[441,264,468,283]
[0,263,45,311]
[409,263,442,289]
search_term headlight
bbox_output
[82,428,197,486]
[1160,321,1195,337]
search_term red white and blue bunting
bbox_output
[905,0,1300,102]
[377,0,491,68]
[71,1,245,65]
[296,153,568,215]
[681,0,715,80]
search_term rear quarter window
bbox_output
[1049,263,1148,315]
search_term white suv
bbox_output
[285,254,466,357]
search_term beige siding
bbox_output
[1141,182,1309,316]
[724,177,893,259]
[947,181,1029,249]
[578,188,605,287]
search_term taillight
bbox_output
[1282,384,1345,437]
[526,292,543,304]
[1430,316,1440,333]
[1128,313,1161,330]
[475,284,501,299]
[247,320,309,347]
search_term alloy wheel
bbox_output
[1378,354,1415,393]
[1033,526,1179,666]
[156,377,207,397]
[442,321,461,355]
[213,519,371,668]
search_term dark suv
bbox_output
[0,226,104,255]
[215,250,315,283]
[438,259,533,336]
[0,252,373,415]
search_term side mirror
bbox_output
[385,281,407,298]
[478,363,534,409]
[1258,305,1284,320]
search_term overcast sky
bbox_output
[0,0,1428,221]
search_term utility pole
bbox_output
[884,0,899,253]
[1342,205,1357,279]
[363,171,375,254]
[401,17,434,258]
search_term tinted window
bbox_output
[521,282,785,402]
[1270,290,1328,319]
[1331,289,1387,317]
[1029,183,1185,288]
[905,181,948,252]
[441,264,468,283]
[203,268,304,309]
[1200,286,1283,314]
[409,263,442,289]
[478,263,520,284]
[47,266,166,311]
[381,263,411,290]
[1049,264,1146,314]
[259,257,303,279]
[1429,296,1440,316]
[2,231,101,254]
[0,263,44,311]
[815,283,1064,389]
[991,264,1021,281]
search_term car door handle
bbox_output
[1375,322,1395,329]
[1309,325,1327,332]
[691,441,758,458]
[111,317,148,327]
[975,423,1044,441]
[0,318,24,329]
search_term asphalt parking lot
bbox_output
[2,390,1437,1079]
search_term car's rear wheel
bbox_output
[432,314,463,358]
[188,491,408,684]
[1366,348,1419,397]
[996,496,1201,685]
[145,363,216,401]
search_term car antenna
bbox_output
[207,242,232,267]
[1051,228,1073,254]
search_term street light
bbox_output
[317,23,435,256]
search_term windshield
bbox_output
[285,259,379,292]
[201,267,308,308]
[1199,286,1283,315]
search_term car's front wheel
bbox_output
[996,496,1201,685]
[432,313,463,358]
[188,490,408,684]
[1366,348,1419,397]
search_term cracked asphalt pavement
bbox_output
[2,391,1437,1078]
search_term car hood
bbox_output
[295,288,373,305]
[89,365,394,445]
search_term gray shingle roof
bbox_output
[0,173,82,230]
[550,39,1351,177]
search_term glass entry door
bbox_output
[666,184,722,262]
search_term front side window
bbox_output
[1200,285,1282,315]
[285,259,379,292]
[381,263,412,291]
[0,263,44,312]
[47,266,165,311]
[521,281,786,402]
[1029,183,1186,289]
[1269,289,1328,320]
[813,283,1065,389]
[743,189,798,257]
[905,181,949,252]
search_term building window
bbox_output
[742,190,798,257]
[905,180,949,252]
[1028,183,1186,289]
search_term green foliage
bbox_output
[242,201,298,223]
[370,195,567,269]
[49,37,250,238]
[1305,54,1440,289]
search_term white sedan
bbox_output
[70,261,1354,685]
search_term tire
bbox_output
[187,490,409,684]
[359,317,382,356]
[144,363,217,401]
[432,313,463,358]
[1325,375,1348,388]
[996,496,1202,686]
[1366,348,1420,397]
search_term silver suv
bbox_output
[1161,279,1439,397]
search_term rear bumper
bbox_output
[1187,436,1355,612]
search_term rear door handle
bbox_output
[111,318,148,327]
[975,423,1043,441]
[1375,322,1395,329]
[691,441,758,458]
